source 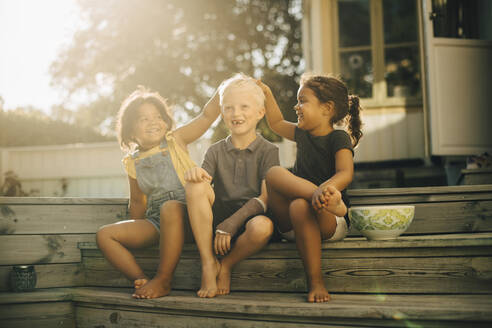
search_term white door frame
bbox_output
[422,0,492,156]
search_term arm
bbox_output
[173,89,221,146]
[320,149,354,191]
[184,167,212,183]
[257,80,296,141]
[312,149,354,211]
[128,176,147,219]
[214,180,268,256]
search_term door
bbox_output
[422,0,492,155]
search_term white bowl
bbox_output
[348,205,415,241]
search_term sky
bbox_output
[0,0,81,114]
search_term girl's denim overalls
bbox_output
[133,140,186,231]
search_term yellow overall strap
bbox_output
[165,132,197,186]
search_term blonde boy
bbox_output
[185,74,279,298]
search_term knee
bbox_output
[245,216,274,242]
[289,198,311,223]
[96,225,113,246]
[185,181,210,201]
[160,200,184,224]
[265,166,285,185]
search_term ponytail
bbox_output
[348,95,363,147]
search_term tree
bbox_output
[50,0,303,141]
[0,108,112,147]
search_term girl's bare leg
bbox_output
[96,220,159,290]
[185,181,220,298]
[266,166,342,303]
[133,200,187,299]
[265,166,318,232]
[217,215,274,295]
[266,166,319,201]
[290,199,337,302]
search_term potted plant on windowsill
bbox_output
[385,59,420,97]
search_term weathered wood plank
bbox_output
[0,263,85,292]
[0,234,94,265]
[0,288,73,304]
[348,184,492,196]
[82,245,492,260]
[2,185,488,205]
[349,200,492,235]
[460,168,492,185]
[0,204,127,234]
[71,287,492,325]
[0,197,128,205]
[5,199,489,236]
[79,233,492,259]
[0,302,75,328]
[82,255,492,294]
[75,304,352,328]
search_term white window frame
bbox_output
[333,0,423,108]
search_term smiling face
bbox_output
[295,85,332,135]
[221,88,265,137]
[132,102,168,150]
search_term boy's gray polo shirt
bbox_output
[202,134,279,204]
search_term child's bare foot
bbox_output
[197,258,220,298]
[322,186,347,217]
[308,283,331,303]
[216,262,231,295]
[132,276,171,299]
[133,278,148,289]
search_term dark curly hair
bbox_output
[300,74,363,147]
[116,86,174,153]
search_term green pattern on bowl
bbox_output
[349,206,415,240]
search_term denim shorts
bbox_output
[145,189,186,232]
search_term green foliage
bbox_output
[0,108,113,147]
[50,0,303,142]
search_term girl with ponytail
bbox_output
[257,74,363,303]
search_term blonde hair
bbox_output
[218,73,265,109]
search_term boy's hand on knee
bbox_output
[184,167,212,183]
[214,231,231,256]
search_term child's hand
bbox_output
[184,167,212,183]
[255,79,272,96]
[214,230,231,256]
[312,186,328,211]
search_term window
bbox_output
[335,0,421,105]
[431,0,492,40]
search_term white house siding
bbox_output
[354,108,425,163]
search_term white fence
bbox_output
[0,110,425,197]
[0,139,296,197]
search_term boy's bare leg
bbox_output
[133,201,187,299]
[217,215,273,295]
[289,198,337,303]
[96,220,159,291]
[186,181,220,298]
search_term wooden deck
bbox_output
[1,185,492,327]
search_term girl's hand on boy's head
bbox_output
[184,167,212,183]
[255,79,271,95]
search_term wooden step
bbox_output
[3,287,490,328]
[2,185,491,237]
[0,289,75,328]
[79,233,492,294]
